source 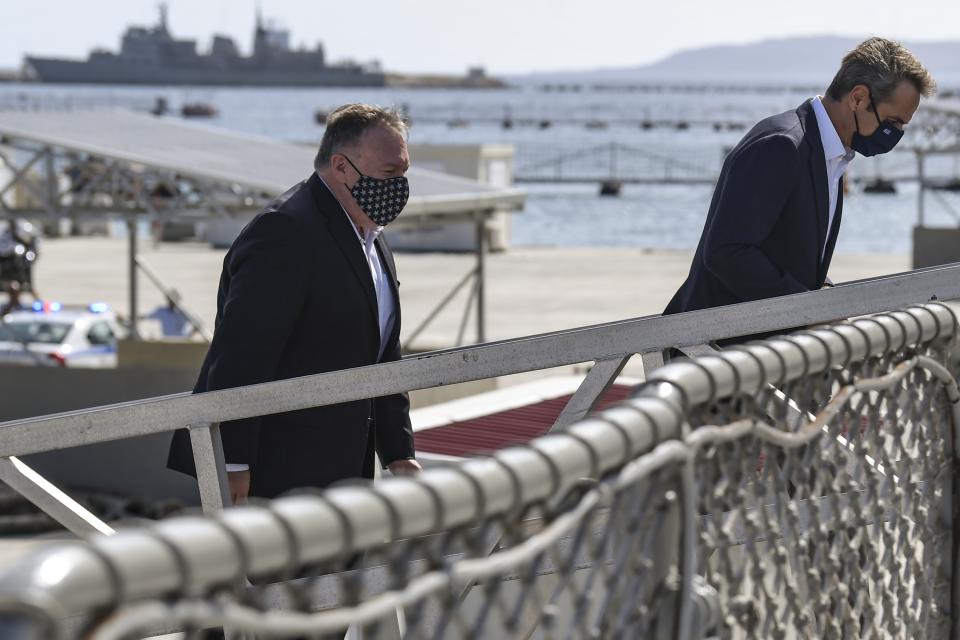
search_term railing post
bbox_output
[188,422,231,513]
[127,216,140,341]
[0,456,114,537]
[189,423,249,640]
[474,212,487,343]
[641,350,665,379]
[43,146,57,216]
[189,421,257,640]
[552,356,630,431]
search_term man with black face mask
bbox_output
[168,104,420,502]
[664,38,935,330]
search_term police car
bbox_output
[0,302,122,368]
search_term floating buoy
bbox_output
[539,119,551,129]
[314,110,329,125]
[502,118,513,129]
[675,121,689,131]
[181,103,218,118]
[585,120,608,130]
[863,178,897,194]
[640,120,654,130]
[599,180,623,196]
[447,118,469,128]
[713,122,723,132]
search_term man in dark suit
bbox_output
[664,38,934,321]
[168,104,420,502]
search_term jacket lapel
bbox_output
[308,174,379,325]
[800,100,830,267]
[820,177,843,282]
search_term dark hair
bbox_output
[314,104,407,172]
[826,37,936,102]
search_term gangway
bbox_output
[0,265,958,638]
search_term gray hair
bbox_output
[314,104,408,172]
[826,37,936,103]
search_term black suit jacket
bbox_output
[664,99,843,317]
[167,174,414,498]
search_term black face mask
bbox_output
[851,93,903,157]
[344,156,409,227]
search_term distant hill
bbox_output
[515,36,960,87]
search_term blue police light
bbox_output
[89,303,109,314]
[32,301,44,312]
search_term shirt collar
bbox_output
[812,96,854,163]
[316,173,383,244]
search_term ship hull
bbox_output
[24,57,386,87]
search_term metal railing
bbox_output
[0,264,958,539]
[0,303,957,639]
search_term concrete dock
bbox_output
[32,236,911,350]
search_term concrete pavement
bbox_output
[30,237,911,350]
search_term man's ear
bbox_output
[849,84,870,111]
[330,153,347,177]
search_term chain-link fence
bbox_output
[0,304,958,640]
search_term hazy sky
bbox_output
[3,0,959,74]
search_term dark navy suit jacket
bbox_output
[664,99,842,317]
[167,174,414,498]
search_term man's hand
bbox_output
[228,469,251,505]
[387,459,423,476]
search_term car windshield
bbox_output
[5,320,74,344]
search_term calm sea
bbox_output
[2,83,958,255]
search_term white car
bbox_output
[0,302,122,368]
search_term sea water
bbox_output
[2,83,957,255]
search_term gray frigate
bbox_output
[24,4,386,87]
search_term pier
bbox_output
[409,112,752,132]
[513,141,719,186]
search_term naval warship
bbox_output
[23,4,386,87]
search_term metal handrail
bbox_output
[0,304,955,639]
[1,263,959,460]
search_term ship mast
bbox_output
[158,2,169,33]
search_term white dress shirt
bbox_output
[811,96,855,259]
[318,175,397,360]
[225,176,398,473]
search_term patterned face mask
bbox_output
[344,156,410,226]
[851,91,904,157]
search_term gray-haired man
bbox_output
[168,104,421,503]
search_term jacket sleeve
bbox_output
[204,212,307,465]
[372,327,415,467]
[702,134,808,301]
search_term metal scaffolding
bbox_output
[0,109,525,342]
